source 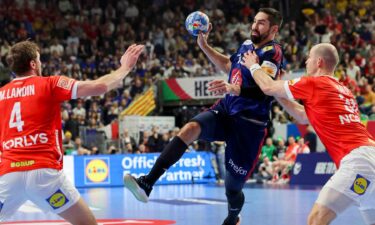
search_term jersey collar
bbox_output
[12,75,37,81]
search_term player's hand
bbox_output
[197,23,212,49]
[208,79,240,96]
[120,44,144,71]
[240,51,260,70]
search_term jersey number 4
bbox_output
[9,102,25,132]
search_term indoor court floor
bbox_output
[4,183,365,225]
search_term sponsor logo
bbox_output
[314,162,336,174]
[228,159,247,176]
[351,174,370,195]
[288,78,301,86]
[46,189,69,210]
[293,162,302,175]
[2,133,48,150]
[260,60,277,78]
[11,160,35,168]
[85,158,110,183]
[57,77,74,90]
[262,45,273,52]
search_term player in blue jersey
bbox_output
[124,8,283,225]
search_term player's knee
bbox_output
[225,189,243,201]
[178,122,201,142]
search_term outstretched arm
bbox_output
[241,51,309,124]
[240,51,286,98]
[197,24,231,74]
[76,44,144,98]
[275,97,309,124]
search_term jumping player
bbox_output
[0,41,143,224]
[237,43,375,225]
[124,8,283,225]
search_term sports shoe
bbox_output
[124,174,152,203]
[222,215,241,225]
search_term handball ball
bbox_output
[185,11,209,36]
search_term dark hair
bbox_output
[259,8,283,28]
[7,41,40,75]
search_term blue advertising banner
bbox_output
[74,152,217,188]
[290,152,336,185]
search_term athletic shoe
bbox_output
[124,174,152,203]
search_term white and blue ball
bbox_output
[185,11,209,36]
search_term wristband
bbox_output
[249,64,262,76]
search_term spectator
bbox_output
[120,128,137,153]
[72,100,86,119]
[257,157,273,183]
[63,131,75,155]
[74,137,91,155]
[297,137,310,154]
[260,137,276,162]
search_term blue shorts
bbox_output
[191,101,267,180]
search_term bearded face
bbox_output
[250,28,271,44]
[250,12,274,44]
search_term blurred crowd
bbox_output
[0,0,374,179]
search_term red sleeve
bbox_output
[284,76,315,101]
[48,76,78,102]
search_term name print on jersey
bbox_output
[336,84,360,125]
[2,133,48,150]
[0,85,35,101]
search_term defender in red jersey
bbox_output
[237,43,375,225]
[0,41,143,224]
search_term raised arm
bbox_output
[76,44,144,98]
[197,24,231,74]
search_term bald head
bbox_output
[311,43,339,72]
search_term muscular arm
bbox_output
[251,68,287,98]
[197,24,231,74]
[240,51,309,124]
[199,43,231,74]
[275,97,309,124]
[76,67,130,97]
[76,44,143,98]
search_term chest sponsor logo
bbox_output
[351,174,370,195]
